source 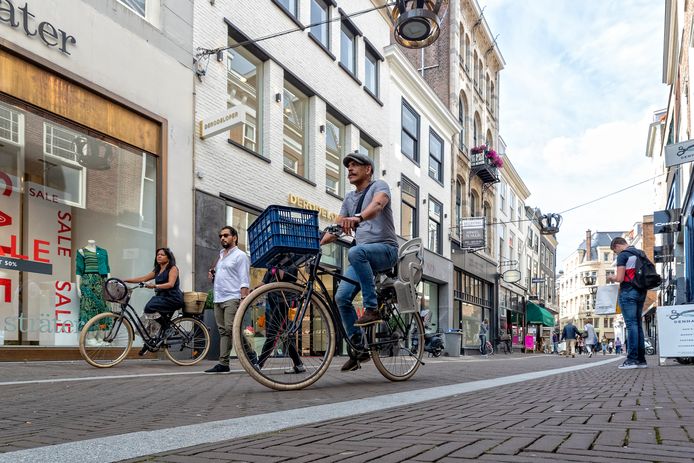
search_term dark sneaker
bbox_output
[340,353,370,372]
[355,310,382,326]
[618,361,639,370]
[284,364,306,374]
[204,364,230,374]
[637,362,648,369]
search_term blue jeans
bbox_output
[335,243,398,338]
[618,287,646,363]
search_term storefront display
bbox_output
[0,100,158,347]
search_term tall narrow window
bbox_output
[458,96,467,151]
[310,0,330,49]
[465,35,470,70]
[364,45,380,97]
[359,137,377,175]
[325,116,344,195]
[401,176,418,239]
[282,82,308,178]
[428,129,443,182]
[455,179,463,235]
[276,0,298,17]
[428,197,443,254]
[401,100,420,162]
[227,38,263,155]
[340,23,356,74]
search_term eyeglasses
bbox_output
[219,233,231,238]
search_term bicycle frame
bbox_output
[284,250,414,354]
[108,301,168,348]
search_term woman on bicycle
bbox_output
[125,248,184,314]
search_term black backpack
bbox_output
[624,248,662,291]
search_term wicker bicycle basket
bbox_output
[183,291,207,315]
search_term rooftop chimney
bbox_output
[585,229,592,262]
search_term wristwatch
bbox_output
[354,213,364,223]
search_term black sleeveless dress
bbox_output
[144,266,184,314]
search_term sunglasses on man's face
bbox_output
[219,233,231,238]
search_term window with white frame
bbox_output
[0,105,20,144]
[276,0,298,17]
[428,196,442,254]
[340,22,356,75]
[282,82,309,178]
[119,0,145,17]
[401,176,418,239]
[310,0,330,49]
[428,129,443,182]
[401,100,420,162]
[509,190,516,222]
[325,115,344,195]
[364,44,380,97]
[227,38,263,155]
[499,180,506,212]
[43,122,86,208]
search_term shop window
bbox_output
[462,303,482,347]
[309,0,330,50]
[401,100,420,162]
[0,100,158,347]
[428,196,442,254]
[428,129,443,182]
[400,175,418,239]
[325,115,344,196]
[283,82,309,178]
[227,38,263,155]
[358,137,378,176]
[43,123,86,208]
[419,280,439,333]
[226,205,265,286]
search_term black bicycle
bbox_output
[79,278,210,368]
[232,227,425,391]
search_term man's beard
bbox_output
[221,241,232,249]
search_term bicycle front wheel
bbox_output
[233,282,335,391]
[164,316,211,366]
[370,306,424,381]
[79,312,133,368]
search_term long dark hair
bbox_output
[153,247,176,274]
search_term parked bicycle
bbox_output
[233,223,425,391]
[482,339,494,356]
[79,278,210,368]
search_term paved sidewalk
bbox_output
[129,360,694,463]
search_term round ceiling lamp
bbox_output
[389,0,449,49]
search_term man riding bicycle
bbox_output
[320,152,399,372]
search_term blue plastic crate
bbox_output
[248,205,320,267]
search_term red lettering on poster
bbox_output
[0,210,11,227]
[57,211,72,257]
[0,171,11,197]
[34,240,50,263]
[0,278,10,303]
[0,235,28,260]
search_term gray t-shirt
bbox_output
[339,179,398,247]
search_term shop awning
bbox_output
[526,301,555,327]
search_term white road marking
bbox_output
[0,357,621,463]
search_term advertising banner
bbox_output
[460,217,485,249]
[665,139,694,168]
[656,305,694,357]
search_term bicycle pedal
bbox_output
[138,346,149,356]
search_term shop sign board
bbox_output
[199,107,247,139]
[665,139,694,168]
[0,0,76,55]
[460,217,485,249]
[502,269,522,284]
[656,305,694,357]
[653,208,681,234]
[531,277,545,283]
[654,245,674,263]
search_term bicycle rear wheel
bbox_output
[164,316,211,366]
[233,282,335,391]
[370,306,424,381]
[79,313,133,368]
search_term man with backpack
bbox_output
[607,237,661,369]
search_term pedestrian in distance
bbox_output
[320,152,399,372]
[583,321,598,358]
[607,237,649,369]
[552,331,559,354]
[479,319,489,355]
[601,335,608,355]
[561,320,580,358]
[615,336,622,355]
[608,340,614,354]
[204,226,257,374]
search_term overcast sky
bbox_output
[483,0,668,266]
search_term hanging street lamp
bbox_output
[388,0,449,49]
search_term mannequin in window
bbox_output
[76,240,110,346]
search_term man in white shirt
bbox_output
[205,226,253,374]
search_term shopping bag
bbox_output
[595,284,619,314]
